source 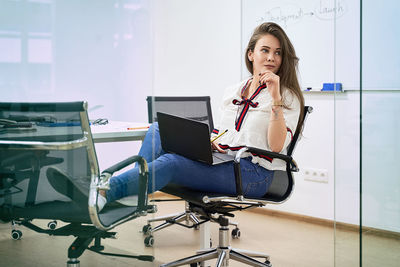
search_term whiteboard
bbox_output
[241,0,360,91]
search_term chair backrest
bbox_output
[0,102,97,215]
[0,102,141,230]
[287,106,313,157]
[146,96,214,133]
[263,106,313,203]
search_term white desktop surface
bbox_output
[91,121,149,143]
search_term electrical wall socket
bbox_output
[303,168,329,183]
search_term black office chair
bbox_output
[159,106,313,267]
[0,102,155,267]
[142,96,238,246]
[146,96,214,129]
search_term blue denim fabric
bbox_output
[107,123,274,202]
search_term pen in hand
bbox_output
[210,129,228,143]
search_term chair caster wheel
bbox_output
[194,224,200,230]
[265,260,272,267]
[67,258,80,267]
[11,230,22,240]
[142,224,152,235]
[231,228,241,239]
[144,235,154,247]
[47,220,57,230]
[190,263,199,267]
[148,205,158,214]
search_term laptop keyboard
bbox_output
[212,152,234,163]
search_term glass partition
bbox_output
[0,0,155,265]
[335,0,400,266]
[360,0,400,266]
[333,0,361,265]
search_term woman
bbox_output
[49,22,304,211]
[95,22,305,210]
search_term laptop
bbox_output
[157,112,235,165]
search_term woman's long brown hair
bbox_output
[245,22,305,134]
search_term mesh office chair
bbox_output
[159,106,313,267]
[146,96,214,129]
[143,96,237,246]
[0,102,155,267]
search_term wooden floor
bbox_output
[1,197,399,267]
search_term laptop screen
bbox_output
[157,112,214,164]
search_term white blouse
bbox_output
[212,78,301,171]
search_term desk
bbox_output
[0,121,149,143]
[91,121,149,143]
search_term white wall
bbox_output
[152,0,242,115]
[268,92,336,221]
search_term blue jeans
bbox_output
[107,123,274,202]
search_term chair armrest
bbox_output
[102,155,144,175]
[246,146,293,163]
[101,155,149,212]
[246,146,298,172]
[233,146,298,198]
[89,155,150,231]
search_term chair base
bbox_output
[12,219,154,266]
[161,248,271,267]
[145,201,202,234]
[146,211,201,232]
[145,202,239,236]
[160,216,271,267]
[67,258,80,267]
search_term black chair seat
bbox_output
[99,203,140,227]
[161,184,262,217]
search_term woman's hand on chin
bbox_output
[259,71,281,101]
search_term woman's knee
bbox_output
[149,122,159,131]
[156,153,183,164]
